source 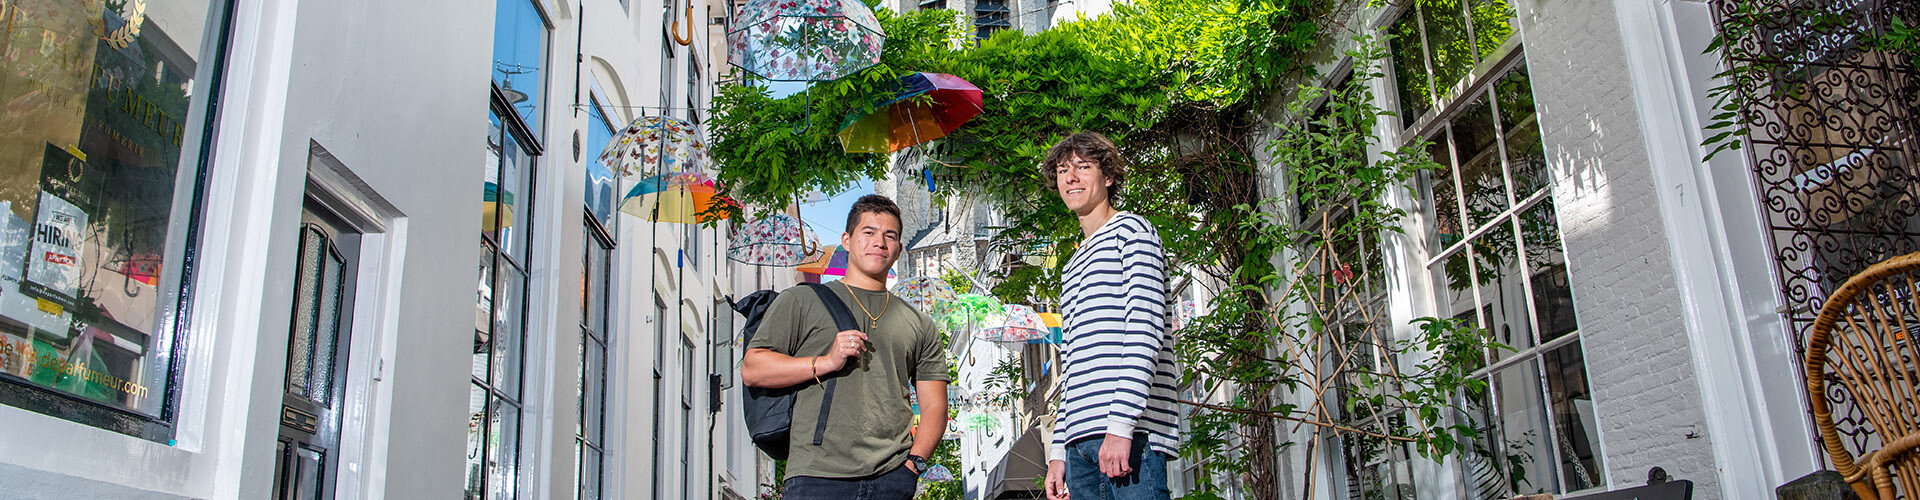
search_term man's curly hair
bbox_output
[1040,131,1127,203]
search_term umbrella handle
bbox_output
[792,87,813,134]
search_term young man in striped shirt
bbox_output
[1041,132,1180,500]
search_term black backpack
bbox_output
[731,282,860,460]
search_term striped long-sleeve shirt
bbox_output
[1050,212,1180,461]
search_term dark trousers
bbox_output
[782,465,918,500]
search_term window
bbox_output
[1408,59,1602,497]
[919,0,943,10]
[680,331,696,498]
[576,211,614,499]
[973,0,1010,40]
[470,1,548,498]
[1387,0,1517,130]
[0,0,232,439]
[652,297,668,500]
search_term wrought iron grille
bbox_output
[1710,0,1919,466]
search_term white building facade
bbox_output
[0,0,766,498]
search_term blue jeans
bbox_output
[782,465,918,500]
[1066,435,1171,500]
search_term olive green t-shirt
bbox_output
[746,281,950,480]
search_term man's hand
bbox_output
[904,459,919,474]
[1099,434,1133,478]
[819,329,868,372]
[1045,460,1069,500]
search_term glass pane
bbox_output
[1543,341,1603,491]
[1494,65,1537,132]
[1454,96,1509,230]
[289,230,325,397]
[493,267,526,398]
[475,246,495,382]
[680,336,694,405]
[1468,0,1516,60]
[1504,120,1547,200]
[1491,362,1557,495]
[589,244,610,338]
[0,0,227,417]
[483,113,505,239]
[1459,382,1508,500]
[1422,0,1475,95]
[585,338,605,443]
[496,134,533,264]
[492,0,549,135]
[1522,201,1579,343]
[465,384,488,500]
[579,443,602,500]
[1432,249,1487,370]
[488,397,521,500]
[586,105,617,226]
[313,244,346,407]
[1426,130,1462,255]
[1475,219,1534,359]
[1390,12,1432,127]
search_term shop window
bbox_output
[0,0,233,439]
[576,214,612,500]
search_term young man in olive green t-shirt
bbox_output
[742,195,950,500]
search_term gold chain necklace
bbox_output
[845,283,888,328]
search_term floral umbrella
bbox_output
[890,276,957,311]
[598,115,708,179]
[919,464,956,483]
[1171,298,1199,330]
[728,0,885,82]
[936,293,1003,332]
[727,213,817,266]
[978,304,1048,343]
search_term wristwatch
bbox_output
[907,454,929,473]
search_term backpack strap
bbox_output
[800,282,862,446]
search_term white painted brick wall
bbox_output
[1518,1,1722,497]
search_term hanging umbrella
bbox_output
[919,464,956,483]
[795,244,848,276]
[979,304,1048,343]
[1171,299,1199,330]
[890,276,957,311]
[836,72,985,153]
[935,293,1003,332]
[727,213,818,266]
[618,176,732,223]
[599,115,709,179]
[1028,312,1063,344]
[728,0,885,82]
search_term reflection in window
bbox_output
[586,103,618,228]
[1388,0,1517,129]
[576,219,612,500]
[493,0,550,136]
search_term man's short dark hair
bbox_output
[845,194,902,233]
[1041,131,1127,202]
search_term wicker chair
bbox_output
[1808,252,1920,500]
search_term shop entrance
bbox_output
[273,198,361,500]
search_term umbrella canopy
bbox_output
[1028,312,1063,344]
[836,72,985,153]
[890,276,957,311]
[599,115,708,178]
[728,0,885,82]
[795,244,848,276]
[618,176,732,223]
[727,213,817,266]
[935,293,1003,332]
[979,304,1048,343]
[919,464,956,483]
